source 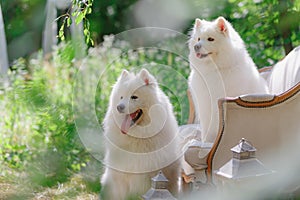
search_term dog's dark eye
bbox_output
[208,37,214,41]
[120,96,123,99]
[197,37,200,41]
[131,95,138,100]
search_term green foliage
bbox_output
[0,43,91,189]
[72,0,94,45]
[58,0,94,45]
[220,0,300,67]
[0,35,190,197]
[2,0,299,65]
[88,0,139,44]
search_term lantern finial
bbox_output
[231,138,256,159]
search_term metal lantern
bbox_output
[142,171,177,200]
[215,138,273,181]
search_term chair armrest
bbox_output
[239,94,275,102]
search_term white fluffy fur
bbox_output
[188,17,269,144]
[101,69,181,200]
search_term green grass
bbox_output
[0,173,99,200]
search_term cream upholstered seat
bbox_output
[182,46,300,186]
[208,83,300,178]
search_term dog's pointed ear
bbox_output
[139,68,155,86]
[194,18,202,29]
[118,69,130,81]
[216,16,227,34]
[121,69,129,78]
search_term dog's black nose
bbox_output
[117,103,125,113]
[194,44,201,52]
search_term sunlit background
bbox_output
[0,0,299,199]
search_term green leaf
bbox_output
[58,22,66,41]
[67,17,72,27]
[83,29,89,36]
[87,7,92,14]
[75,13,84,25]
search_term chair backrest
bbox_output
[207,82,300,182]
[267,46,300,94]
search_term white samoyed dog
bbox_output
[188,17,269,144]
[101,68,181,200]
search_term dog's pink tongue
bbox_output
[121,114,131,134]
[196,53,202,58]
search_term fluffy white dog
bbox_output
[101,69,181,200]
[188,17,269,144]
